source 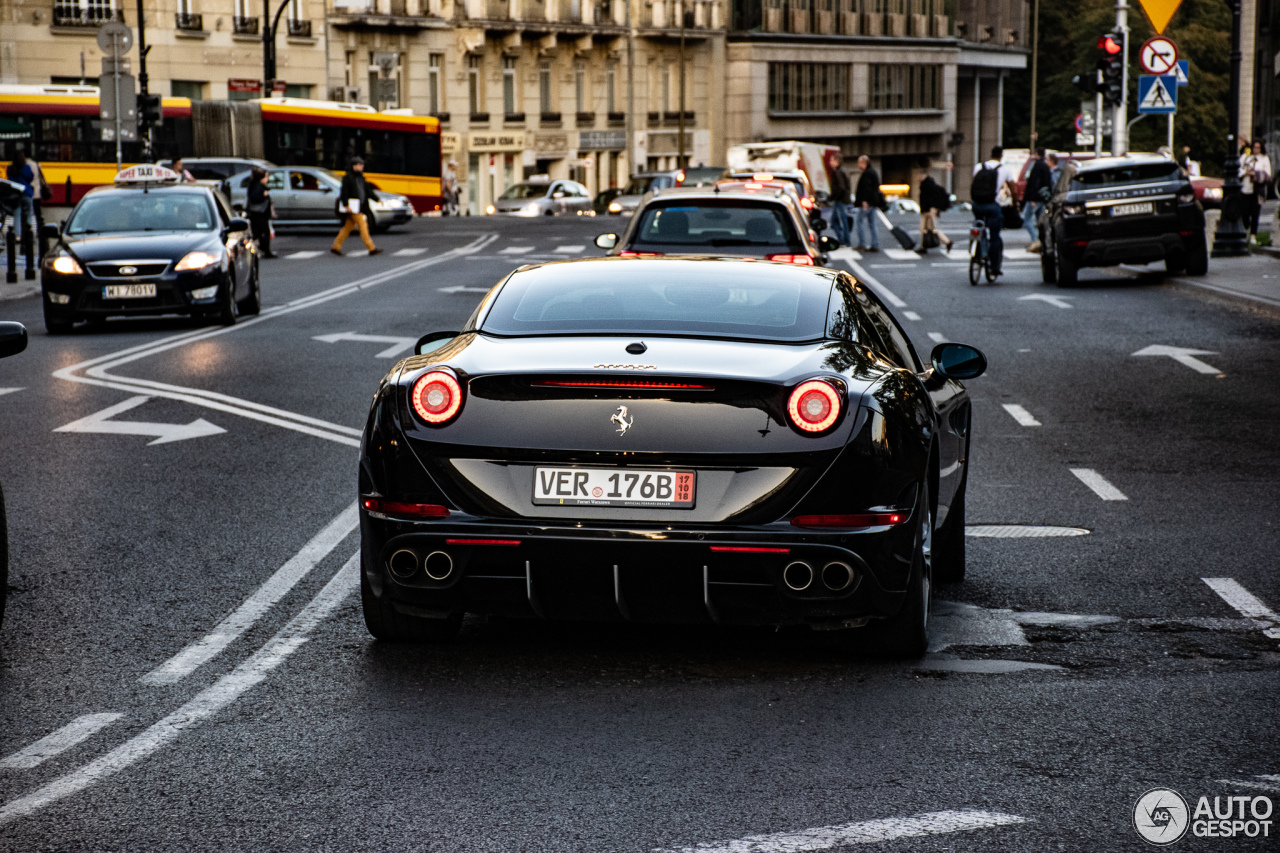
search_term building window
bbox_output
[469,55,483,115]
[574,63,586,114]
[503,57,518,116]
[171,80,205,100]
[539,62,552,115]
[868,64,941,110]
[661,64,670,113]
[428,54,442,115]
[605,62,616,114]
[284,83,311,98]
[767,62,850,113]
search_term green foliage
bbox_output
[1005,0,1230,176]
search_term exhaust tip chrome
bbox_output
[822,561,855,591]
[423,550,454,581]
[389,549,420,579]
[782,561,814,592]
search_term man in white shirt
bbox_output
[970,146,1018,276]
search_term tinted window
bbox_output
[1071,162,1182,189]
[188,163,235,181]
[500,183,550,200]
[67,192,217,233]
[623,176,655,194]
[827,280,879,344]
[853,283,919,370]
[480,261,833,342]
[290,170,322,190]
[631,202,800,249]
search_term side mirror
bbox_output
[552,192,566,199]
[0,322,28,359]
[415,330,461,356]
[595,233,619,249]
[819,235,839,253]
[41,222,61,240]
[931,343,987,380]
[225,217,251,233]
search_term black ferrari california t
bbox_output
[359,257,986,656]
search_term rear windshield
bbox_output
[67,192,217,234]
[479,261,833,342]
[631,201,801,249]
[680,167,726,186]
[1071,162,1183,189]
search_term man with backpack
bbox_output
[971,146,1017,277]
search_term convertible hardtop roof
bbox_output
[1070,153,1178,172]
[508,254,840,283]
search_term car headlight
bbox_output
[608,201,623,213]
[520,202,541,216]
[48,255,83,275]
[1177,192,1196,204]
[485,204,496,215]
[175,251,219,271]
[189,285,219,300]
[1204,187,1223,199]
[1063,203,1085,216]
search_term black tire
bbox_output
[360,553,463,643]
[968,251,981,286]
[934,477,966,584]
[1185,232,1208,276]
[43,305,73,335]
[985,257,998,283]
[1055,244,1078,287]
[1041,247,1057,284]
[216,280,237,326]
[237,258,261,315]
[1165,256,1186,274]
[869,481,932,658]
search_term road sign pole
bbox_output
[112,32,123,172]
[1114,0,1129,156]
[1167,113,1173,150]
[1095,75,1104,157]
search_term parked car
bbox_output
[225,165,413,230]
[0,321,28,629]
[487,179,593,216]
[606,172,684,216]
[158,157,274,187]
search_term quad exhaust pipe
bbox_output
[388,549,455,582]
[782,559,856,593]
[423,550,454,581]
[389,549,419,579]
[821,561,855,592]
[783,561,814,591]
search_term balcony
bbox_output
[52,5,123,27]
[471,111,491,123]
[607,111,626,126]
[647,111,661,127]
[232,15,259,34]
[663,110,694,127]
[287,18,312,35]
[431,111,451,122]
[540,111,562,126]
[575,111,595,127]
[504,111,526,123]
[175,11,204,30]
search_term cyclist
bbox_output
[970,146,1017,278]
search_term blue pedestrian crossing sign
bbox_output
[1138,74,1178,114]
[1175,59,1189,86]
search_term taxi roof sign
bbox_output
[115,164,180,185]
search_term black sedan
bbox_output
[358,258,986,657]
[0,321,27,628]
[41,182,260,333]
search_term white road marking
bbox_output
[392,248,428,256]
[1216,776,1280,793]
[653,810,1028,852]
[927,332,946,343]
[1001,403,1041,426]
[902,311,921,321]
[1202,578,1280,639]
[844,259,907,307]
[1003,248,1040,261]
[345,250,369,258]
[918,656,1064,673]
[312,331,417,358]
[1069,468,1128,501]
[500,246,534,254]
[930,262,1037,268]
[438,285,491,294]
[0,553,358,826]
[140,502,359,686]
[53,396,225,446]
[0,387,24,396]
[1018,293,1073,309]
[1132,344,1222,375]
[554,245,585,253]
[285,251,324,259]
[0,714,123,771]
[868,263,912,269]
[882,248,921,261]
[827,247,862,261]
[966,525,1089,538]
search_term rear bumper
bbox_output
[1064,231,1196,267]
[360,511,915,627]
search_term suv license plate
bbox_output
[1111,202,1152,217]
[103,284,156,299]
[532,467,696,508]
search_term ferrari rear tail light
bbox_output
[534,379,714,390]
[445,538,521,546]
[710,546,791,553]
[787,379,842,432]
[766,254,815,265]
[619,251,664,257]
[790,513,906,528]
[362,498,451,519]
[411,370,463,425]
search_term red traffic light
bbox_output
[1097,34,1123,54]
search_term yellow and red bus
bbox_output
[0,86,441,213]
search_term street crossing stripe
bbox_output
[285,251,324,259]
[1069,468,1128,501]
[392,248,428,256]
[555,245,585,253]
[140,502,360,685]
[0,714,123,770]
[0,553,359,826]
[500,246,534,254]
[1202,578,1280,638]
[928,332,946,343]
[652,810,1029,852]
[1001,404,1041,426]
[882,248,920,261]
[903,311,922,321]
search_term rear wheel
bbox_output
[1055,244,1078,287]
[934,477,966,584]
[1164,255,1186,274]
[869,482,932,658]
[1185,232,1208,276]
[43,304,73,335]
[216,279,237,326]
[360,553,463,642]
[1040,247,1057,283]
[968,248,981,286]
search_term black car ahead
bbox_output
[1040,154,1208,287]
[357,258,986,657]
[0,322,28,628]
[41,178,259,333]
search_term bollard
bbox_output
[22,225,34,280]
[5,226,16,284]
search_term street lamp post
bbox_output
[1212,0,1249,256]
[263,0,294,96]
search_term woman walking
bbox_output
[246,167,275,259]
[916,173,952,254]
[1240,140,1272,242]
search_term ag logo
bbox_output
[1134,788,1189,845]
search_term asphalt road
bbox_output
[0,212,1277,851]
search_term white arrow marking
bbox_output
[0,387,24,397]
[1131,344,1221,374]
[437,285,490,294]
[54,396,225,445]
[1018,293,1073,309]
[311,331,417,358]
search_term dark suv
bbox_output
[1040,155,1207,287]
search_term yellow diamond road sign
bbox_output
[1138,0,1182,33]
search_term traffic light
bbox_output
[137,93,163,128]
[1073,71,1098,96]
[1097,33,1124,106]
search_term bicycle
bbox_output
[967,218,998,286]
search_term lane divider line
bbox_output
[1202,578,1280,639]
[0,714,123,771]
[902,311,922,321]
[652,809,1029,852]
[1001,403,1041,427]
[846,258,908,308]
[1069,468,1129,501]
[0,553,358,826]
[140,502,360,686]
[927,332,947,343]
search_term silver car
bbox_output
[227,165,413,231]
[487,180,593,216]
